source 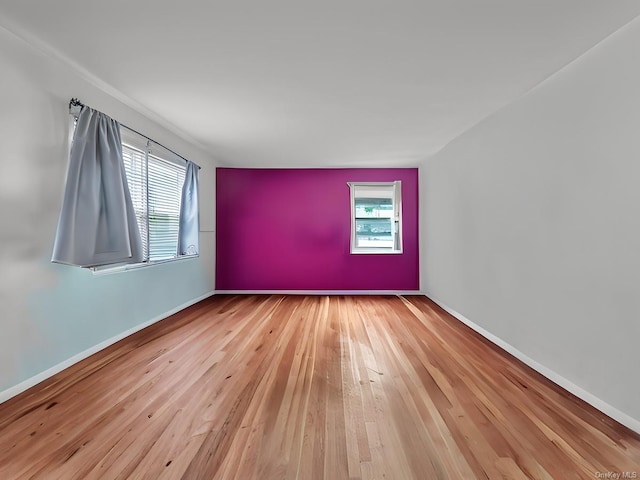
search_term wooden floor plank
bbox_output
[1,294,639,479]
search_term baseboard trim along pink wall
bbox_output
[216,168,419,290]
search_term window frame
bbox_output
[91,130,197,274]
[348,181,403,255]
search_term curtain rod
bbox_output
[69,98,201,170]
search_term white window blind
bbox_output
[148,153,185,261]
[122,144,149,259]
[121,139,186,263]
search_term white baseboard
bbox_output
[215,290,422,296]
[0,291,215,405]
[429,296,640,435]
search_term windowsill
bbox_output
[350,249,403,255]
[91,254,199,275]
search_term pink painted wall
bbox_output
[216,168,419,290]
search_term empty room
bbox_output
[1,1,639,479]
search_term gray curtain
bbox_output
[178,161,200,255]
[52,107,143,267]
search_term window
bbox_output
[120,130,188,263]
[349,181,402,254]
[64,103,199,272]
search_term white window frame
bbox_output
[348,181,403,254]
[91,129,196,274]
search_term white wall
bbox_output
[422,17,640,427]
[0,26,216,398]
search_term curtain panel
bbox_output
[178,160,200,256]
[52,107,143,267]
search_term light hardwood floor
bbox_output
[0,295,638,479]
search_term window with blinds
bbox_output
[121,138,186,263]
[348,181,403,254]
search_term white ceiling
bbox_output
[1,1,639,167]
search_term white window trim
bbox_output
[91,255,198,275]
[348,181,403,255]
[88,134,198,274]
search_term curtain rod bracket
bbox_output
[69,97,84,117]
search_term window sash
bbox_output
[121,140,186,263]
[349,181,402,254]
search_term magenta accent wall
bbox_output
[216,168,419,291]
